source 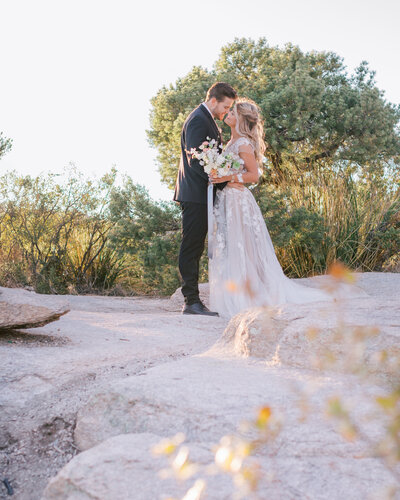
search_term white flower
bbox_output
[190,139,244,179]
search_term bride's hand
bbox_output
[210,174,244,190]
[209,174,230,184]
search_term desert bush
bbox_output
[0,167,184,295]
[108,179,183,295]
[0,167,124,293]
[252,165,400,277]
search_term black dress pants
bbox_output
[178,201,208,305]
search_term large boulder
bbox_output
[73,354,382,453]
[43,430,395,500]
[0,287,69,330]
[216,295,400,376]
[42,433,233,500]
[73,356,247,452]
[43,428,395,500]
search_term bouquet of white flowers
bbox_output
[189,137,244,178]
[189,138,244,259]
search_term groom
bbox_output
[173,82,237,316]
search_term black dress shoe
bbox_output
[182,302,219,316]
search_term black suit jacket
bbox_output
[173,104,226,204]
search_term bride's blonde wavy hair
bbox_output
[234,98,266,166]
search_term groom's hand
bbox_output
[209,174,230,184]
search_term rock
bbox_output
[74,353,380,451]
[41,273,400,499]
[73,358,234,452]
[2,272,398,499]
[70,354,393,499]
[43,430,395,500]
[217,295,400,376]
[0,287,69,330]
[42,433,233,500]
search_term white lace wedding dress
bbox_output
[209,137,336,319]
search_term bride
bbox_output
[209,98,335,319]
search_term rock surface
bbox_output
[58,356,394,499]
[0,273,399,499]
[0,289,226,499]
[44,427,394,500]
[43,433,233,500]
[217,296,400,374]
[0,287,70,330]
[65,274,399,499]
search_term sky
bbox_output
[1,0,399,201]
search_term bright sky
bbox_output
[1,0,399,201]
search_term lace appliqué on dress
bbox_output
[208,137,338,319]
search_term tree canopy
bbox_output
[148,37,400,189]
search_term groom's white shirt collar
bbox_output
[202,102,215,121]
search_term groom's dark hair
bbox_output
[206,82,237,102]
